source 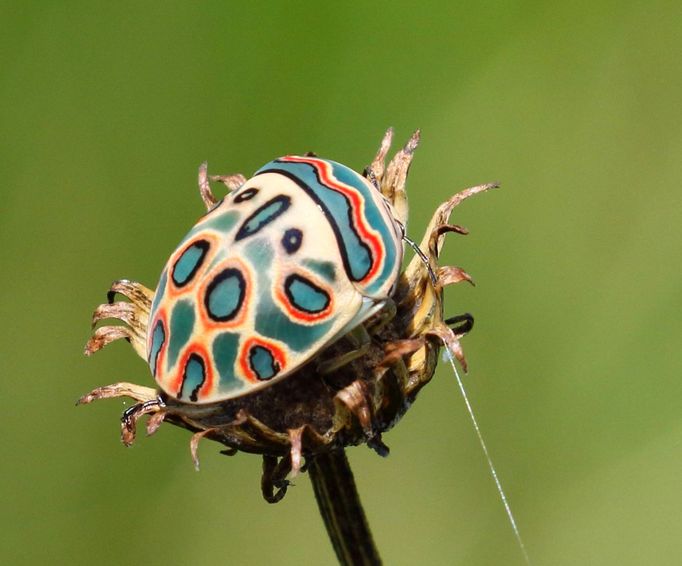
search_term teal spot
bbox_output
[178,210,240,250]
[180,354,205,401]
[212,332,242,392]
[326,162,400,296]
[167,300,195,370]
[148,320,165,376]
[249,346,279,380]
[205,268,245,321]
[285,275,330,313]
[235,195,291,240]
[245,239,333,351]
[303,259,336,282]
[202,210,239,234]
[173,240,209,286]
[150,269,168,317]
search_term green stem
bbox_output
[308,449,382,566]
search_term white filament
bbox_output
[441,341,532,566]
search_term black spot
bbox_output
[235,195,291,241]
[234,187,259,203]
[281,228,303,254]
[248,345,280,380]
[204,268,246,322]
[171,239,210,287]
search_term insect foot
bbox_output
[76,382,163,446]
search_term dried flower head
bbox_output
[79,129,497,502]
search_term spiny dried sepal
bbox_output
[437,266,475,288]
[197,162,218,210]
[366,127,393,185]
[397,180,498,343]
[427,324,469,372]
[198,162,247,211]
[91,302,141,329]
[76,382,158,406]
[81,130,497,502]
[190,429,216,471]
[84,326,136,356]
[436,223,470,238]
[379,338,425,368]
[377,128,420,226]
[86,280,153,359]
[288,427,305,477]
[209,173,246,191]
[422,181,499,260]
[146,411,166,436]
[334,380,373,439]
[106,279,154,308]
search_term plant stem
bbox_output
[308,449,382,566]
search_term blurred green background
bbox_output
[2,2,680,565]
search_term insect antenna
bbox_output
[402,234,437,286]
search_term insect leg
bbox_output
[364,298,397,336]
[316,325,372,375]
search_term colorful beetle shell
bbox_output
[147,156,404,403]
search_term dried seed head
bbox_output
[81,129,498,495]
